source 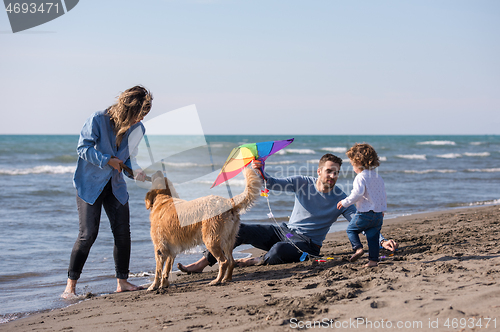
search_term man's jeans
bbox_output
[346,211,383,262]
[204,223,321,266]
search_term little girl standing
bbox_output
[337,143,387,267]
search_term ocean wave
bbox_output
[208,143,224,148]
[466,168,500,173]
[307,159,320,164]
[194,179,247,187]
[417,140,456,146]
[396,154,427,160]
[463,152,490,157]
[183,245,206,254]
[466,198,500,206]
[127,271,153,278]
[280,149,316,155]
[46,155,77,163]
[470,142,483,145]
[0,271,45,283]
[436,153,462,159]
[321,147,347,153]
[161,162,213,167]
[28,189,68,197]
[266,160,298,165]
[379,156,387,162]
[0,313,27,324]
[0,165,75,175]
[403,169,457,174]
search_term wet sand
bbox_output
[2,205,499,331]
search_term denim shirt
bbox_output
[73,110,145,205]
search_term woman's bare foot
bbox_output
[349,248,364,262]
[61,279,77,299]
[116,279,143,293]
[365,260,378,267]
[177,257,210,274]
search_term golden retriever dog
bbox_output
[145,167,261,290]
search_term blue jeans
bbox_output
[204,223,321,265]
[346,211,383,262]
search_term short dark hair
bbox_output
[319,153,343,167]
[346,143,380,169]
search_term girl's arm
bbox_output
[337,175,365,209]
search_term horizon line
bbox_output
[0,133,499,136]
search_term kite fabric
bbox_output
[210,138,294,188]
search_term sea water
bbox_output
[0,135,499,322]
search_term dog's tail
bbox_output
[231,167,262,214]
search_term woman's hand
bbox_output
[134,170,147,182]
[108,157,123,172]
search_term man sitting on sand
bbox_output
[178,154,398,273]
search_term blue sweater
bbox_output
[73,110,145,205]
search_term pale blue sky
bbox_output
[1,0,499,135]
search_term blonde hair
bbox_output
[107,85,153,147]
[346,143,380,170]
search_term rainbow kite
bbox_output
[211,138,294,188]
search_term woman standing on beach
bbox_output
[62,85,152,298]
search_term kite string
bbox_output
[262,179,322,260]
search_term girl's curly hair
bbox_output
[107,85,153,147]
[346,143,380,170]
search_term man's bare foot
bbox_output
[235,256,261,267]
[61,279,77,299]
[349,248,364,262]
[178,263,203,274]
[116,279,143,293]
[177,257,210,274]
[365,260,378,267]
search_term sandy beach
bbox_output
[2,205,499,331]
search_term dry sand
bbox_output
[2,205,499,331]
